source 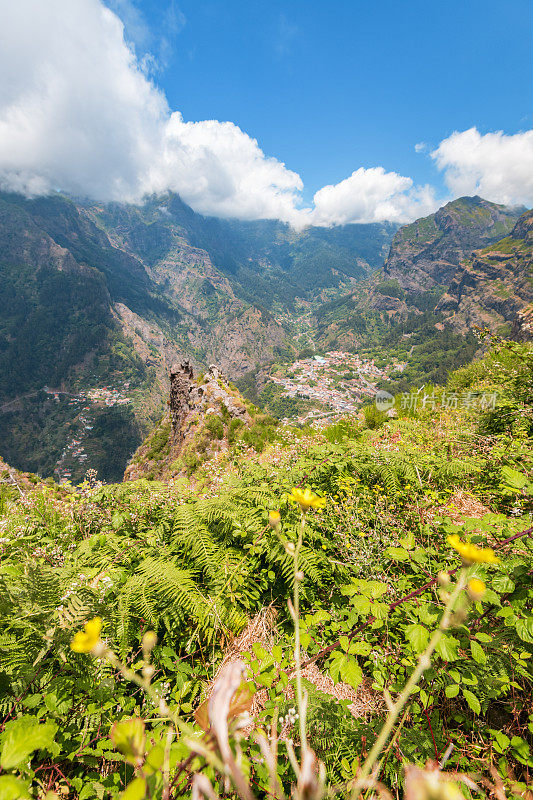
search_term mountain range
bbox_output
[0,190,396,480]
[0,190,530,481]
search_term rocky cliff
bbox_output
[311,197,525,352]
[383,196,522,290]
[124,361,262,481]
[436,209,533,336]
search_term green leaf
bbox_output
[0,776,31,799]
[328,652,342,683]
[517,617,533,644]
[405,624,429,653]
[510,736,530,760]
[372,602,389,619]
[399,532,415,550]
[349,641,371,656]
[112,512,125,529]
[445,684,460,698]
[111,718,145,764]
[470,640,487,664]
[488,728,510,753]
[435,634,459,662]
[144,744,164,775]
[368,581,388,598]
[340,584,357,596]
[384,546,409,562]
[340,657,363,689]
[417,604,438,626]
[21,695,41,710]
[350,596,371,615]
[339,636,350,652]
[256,671,274,687]
[252,643,268,660]
[0,716,57,770]
[500,466,527,491]
[311,610,330,624]
[492,575,515,593]
[121,777,146,800]
[482,588,501,606]
[462,689,481,715]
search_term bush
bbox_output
[204,414,224,440]
[363,403,386,429]
[375,279,406,300]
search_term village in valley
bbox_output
[48,383,132,483]
[45,350,403,482]
[268,350,404,424]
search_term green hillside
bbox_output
[0,336,531,799]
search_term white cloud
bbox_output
[0,0,168,201]
[0,0,304,223]
[144,114,304,222]
[414,142,428,153]
[2,1,528,228]
[431,127,533,207]
[310,167,438,226]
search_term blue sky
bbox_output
[1,0,532,224]
[116,0,533,203]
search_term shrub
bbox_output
[363,403,386,428]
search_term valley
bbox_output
[0,191,531,483]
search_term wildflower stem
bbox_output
[351,567,467,800]
[293,512,308,755]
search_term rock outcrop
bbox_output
[124,361,252,481]
[169,361,249,452]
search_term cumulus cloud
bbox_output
[310,167,438,226]
[144,115,304,222]
[0,0,167,201]
[431,127,533,207]
[0,0,304,223]
[1,1,528,228]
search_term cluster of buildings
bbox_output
[269,351,393,423]
[86,385,132,406]
[51,382,132,483]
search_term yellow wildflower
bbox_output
[268,510,281,528]
[467,578,486,601]
[71,617,102,653]
[447,534,499,565]
[287,487,326,512]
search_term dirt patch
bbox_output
[425,489,491,524]
[198,607,382,730]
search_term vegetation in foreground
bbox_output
[0,337,532,799]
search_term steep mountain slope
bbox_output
[285,198,524,396]
[0,194,169,481]
[93,193,397,309]
[437,208,533,335]
[383,195,522,290]
[312,197,524,352]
